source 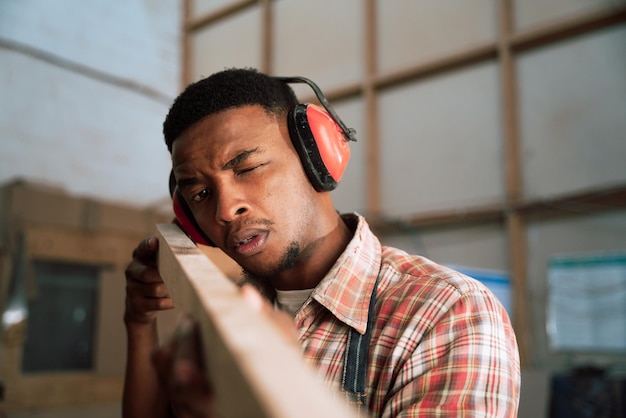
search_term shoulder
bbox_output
[379,246,491,300]
[369,247,521,417]
[375,246,509,333]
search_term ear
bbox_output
[287,104,350,191]
[172,188,216,247]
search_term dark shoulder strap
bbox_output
[342,277,380,407]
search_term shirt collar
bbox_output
[307,213,382,335]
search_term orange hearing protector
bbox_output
[276,76,356,191]
[172,76,356,246]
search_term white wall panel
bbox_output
[191,5,262,81]
[0,0,181,98]
[381,224,508,272]
[377,0,496,74]
[379,62,504,217]
[518,24,626,200]
[272,0,363,91]
[0,50,172,207]
[190,0,239,19]
[330,98,367,214]
[514,0,625,31]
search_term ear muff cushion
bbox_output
[287,104,350,192]
[172,189,216,247]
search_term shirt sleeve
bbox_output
[380,288,521,418]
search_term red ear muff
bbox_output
[172,188,216,247]
[288,104,351,191]
[273,76,356,192]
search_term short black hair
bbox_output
[163,68,299,152]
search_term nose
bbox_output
[214,188,249,224]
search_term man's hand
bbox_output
[152,316,215,418]
[123,236,176,418]
[151,285,297,417]
[124,236,175,326]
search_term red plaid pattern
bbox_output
[295,214,520,417]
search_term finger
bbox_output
[152,332,179,391]
[152,317,192,383]
[161,317,216,417]
[126,278,171,298]
[127,292,175,312]
[131,236,159,265]
[173,317,204,367]
[125,262,164,284]
[146,282,171,298]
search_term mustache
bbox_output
[239,218,274,228]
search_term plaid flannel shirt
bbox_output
[295,213,521,417]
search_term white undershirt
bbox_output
[275,288,314,317]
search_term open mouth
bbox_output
[238,236,255,245]
[233,231,267,256]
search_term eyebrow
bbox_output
[177,177,198,188]
[176,147,264,189]
[222,147,261,170]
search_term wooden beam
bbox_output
[517,184,626,220]
[364,0,381,216]
[155,223,358,418]
[260,0,273,74]
[367,183,626,233]
[498,0,533,367]
[506,213,532,366]
[511,5,626,52]
[367,203,506,233]
[374,42,498,91]
[309,7,626,105]
[185,0,258,32]
[308,43,498,104]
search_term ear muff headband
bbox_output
[274,76,357,191]
[273,76,357,143]
[172,188,215,247]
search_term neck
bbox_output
[267,213,352,291]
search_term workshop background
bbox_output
[1,1,625,417]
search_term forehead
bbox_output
[171,105,287,166]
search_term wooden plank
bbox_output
[155,223,358,418]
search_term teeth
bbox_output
[239,236,254,245]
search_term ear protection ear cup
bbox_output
[172,188,216,247]
[287,103,351,192]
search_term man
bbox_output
[123,68,521,417]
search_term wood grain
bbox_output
[156,223,358,418]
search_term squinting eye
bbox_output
[237,163,264,176]
[192,188,210,202]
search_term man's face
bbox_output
[172,105,320,279]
